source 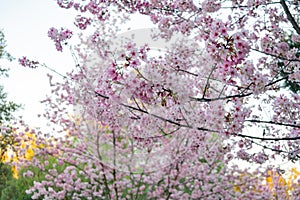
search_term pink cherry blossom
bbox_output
[16,0,300,199]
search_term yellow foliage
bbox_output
[264,168,300,199]
[233,168,300,198]
[1,153,8,162]
[25,147,35,160]
[233,185,241,193]
[1,130,42,179]
[266,170,287,189]
[286,168,300,192]
[11,165,19,179]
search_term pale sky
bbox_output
[0,0,77,129]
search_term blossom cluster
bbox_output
[18,56,39,68]
[48,27,73,51]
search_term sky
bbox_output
[0,0,78,129]
[0,0,171,130]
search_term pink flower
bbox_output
[18,56,39,68]
[277,42,289,52]
[75,15,92,30]
[48,27,73,51]
[130,59,140,67]
[48,27,58,39]
[55,41,63,52]
[202,0,221,12]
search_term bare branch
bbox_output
[280,0,300,35]
[190,92,253,102]
[202,65,216,98]
[95,92,300,142]
[245,119,300,129]
[251,48,300,62]
[236,133,300,141]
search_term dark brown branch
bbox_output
[236,133,300,141]
[202,65,216,99]
[112,131,119,199]
[95,92,300,142]
[280,0,300,35]
[95,91,109,99]
[120,102,217,133]
[245,119,300,128]
[176,68,198,76]
[265,76,287,87]
[221,2,281,9]
[251,48,300,62]
[190,74,289,102]
[189,92,252,102]
[250,139,300,159]
[121,101,300,141]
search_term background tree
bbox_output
[0,30,21,197]
[17,0,300,199]
[0,30,20,165]
[0,30,19,124]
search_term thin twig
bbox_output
[202,65,216,98]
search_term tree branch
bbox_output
[189,92,253,102]
[202,65,216,99]
[95,92,300,142]
[236,133,300,141]
[251,48,300,62]
[190,74,289,103]
[245,119,300,129]
[280,0,300,35]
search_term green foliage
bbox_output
[0,31,20,124]
[0,184,32,200]
[0,163,33,200]
[0,163,31,200]
[0,155,70,200]
[0,163,13,195]
[0,86,19,124]
[0,31,13,62]
[0,30,23,199]
[0,30,20,159]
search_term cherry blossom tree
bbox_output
[17,0,300,199]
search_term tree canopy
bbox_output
[14,0,300,199]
